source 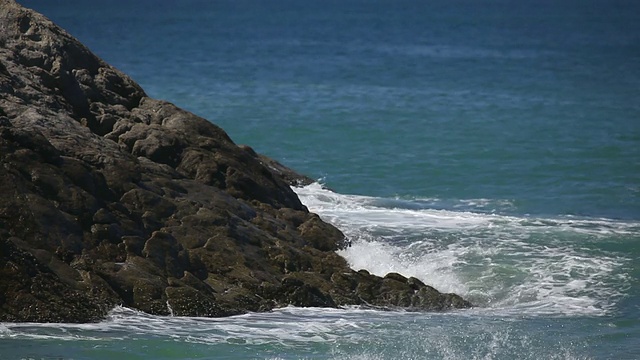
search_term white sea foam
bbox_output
[0,305,594,360]
[0,306,594,358]
[293,183,636,317]
[0,306,382,346]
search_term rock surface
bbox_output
[0,0,471,322]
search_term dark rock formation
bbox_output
[0,0,471,322]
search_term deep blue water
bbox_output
[3,0,640,359]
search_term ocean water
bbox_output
[3,0,640,359]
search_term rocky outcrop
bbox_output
[0,0,471,322]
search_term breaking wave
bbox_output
[294,183,637,317]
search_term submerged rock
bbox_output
[0,0,471,322]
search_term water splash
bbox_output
[166,300,175,317]
[293,183,636,317]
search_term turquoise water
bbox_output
[3,0,640,359]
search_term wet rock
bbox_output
[0,238,110,322]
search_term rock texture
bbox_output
[0,0,471,322]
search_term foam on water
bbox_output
[1,306,594,360]
[0,306,411,346]
[295,183,639,236]
[293,183,636,317]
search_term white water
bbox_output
[294,183,635,317]
[1,306,595,360]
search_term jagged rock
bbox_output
[0,0,471,323]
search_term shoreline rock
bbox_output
[0,0,471,323]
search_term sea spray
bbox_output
[293,183,634,317]
[166,301,175,317]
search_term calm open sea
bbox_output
[3,0,640,359]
